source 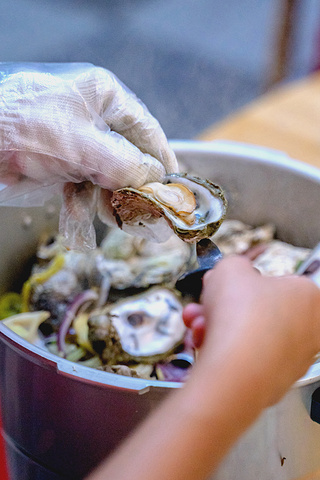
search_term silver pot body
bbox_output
[1,140,320,480]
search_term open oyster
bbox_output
[99,228,197,289]
[111,173,227,243]
[88,287,186,364]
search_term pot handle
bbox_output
[311,388,320,424]
[306,244,320,423]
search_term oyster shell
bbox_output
[111,173,227,243]
[29,228,196,331]
[252,240,310,276]
[213,220,276,256]
[88,287,185,364]
[99,228,197,289]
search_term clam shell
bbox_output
[111,173,227,243]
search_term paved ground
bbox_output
[0,0,319,138]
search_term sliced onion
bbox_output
[156,362,191,383]
[156,352,194,383]
[58,290,98,355]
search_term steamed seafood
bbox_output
[0,220,311,382]
[28,230,196,334]
[88,288,185,364]
[111,173,227,243]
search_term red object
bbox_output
[0,410,9,480]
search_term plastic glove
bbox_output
[0,62,178,249]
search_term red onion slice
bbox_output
[156,361,191,383]
[156,351,194,382]
[58,290,98,355]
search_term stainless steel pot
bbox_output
[1,140,320,480]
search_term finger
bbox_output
[201,256,259,309]
[0,66,173,190]
[203,255,257,287]
[73,125,167,191]
[60,182,98,250]
[183,303,204,328]
[191,315,206,348]
[75,67,178,174]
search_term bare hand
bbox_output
[183,256,320,406]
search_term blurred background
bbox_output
[1,0,320,139]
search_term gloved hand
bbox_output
[0,63,178,248]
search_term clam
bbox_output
[111,173,227,243]
[88,287,186,364]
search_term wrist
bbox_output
[185,347,269,429]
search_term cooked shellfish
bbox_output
[111,173,227,243]
[88,287,186,364]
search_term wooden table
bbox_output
[199,72,320,170]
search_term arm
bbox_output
[86,256,320,480]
